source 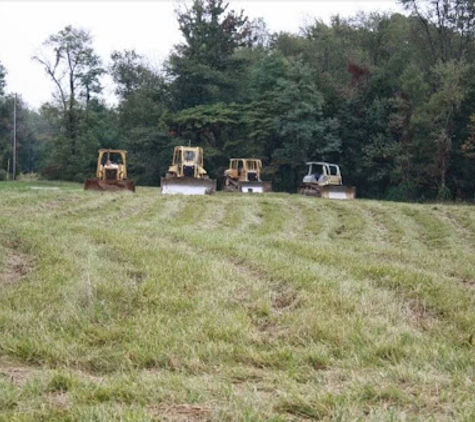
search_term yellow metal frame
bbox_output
[224,158,263,182]
[167,146,208,178]
[96,148,128,181]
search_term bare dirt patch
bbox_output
[457,276,475,289]
[147,403,213,421]
[0,251,33,286]
[271,285,299,312]
[48,391,70,409]
[404,298,437,329]
[0,366,40,386]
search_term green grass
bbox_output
[1,181,475,421]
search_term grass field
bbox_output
[0,181,475,421]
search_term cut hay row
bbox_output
[0,184,474,421]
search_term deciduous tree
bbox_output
[400,0,475,62]
[33,26,105,179]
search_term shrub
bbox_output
[437,184,452,202]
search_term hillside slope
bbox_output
[1,182,475,421]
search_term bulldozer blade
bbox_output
[160,177,216,195]
[84,179,135,192]
[321,185,356,200]
[238,181,272,193]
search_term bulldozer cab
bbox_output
[299,161,354,199]
[305,162,342,186]
[169,146,205,178]
[229,158,262,182]
[223,158,271,193]
[97,149,128,181]
[84,148,135,192]
[161,146,216,195]
[100,150,126,181]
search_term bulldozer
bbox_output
[298,161,355,199]
[84,149,135,192]
[160,146,216,195]
[223,158,272,193]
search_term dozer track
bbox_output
[223,177,240,192]
[299,184,355,200]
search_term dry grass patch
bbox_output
[0,250,33,286]
[147,403,213,422]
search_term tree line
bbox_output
[1,0,475,201]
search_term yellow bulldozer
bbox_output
[298,161,355,199]
[160,146,216,195]
[84,148,135,192]
[223,158,272,193]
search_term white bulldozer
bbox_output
[298,161,356,199]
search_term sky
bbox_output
[0,0,405,110]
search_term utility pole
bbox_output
[12,93,17,180]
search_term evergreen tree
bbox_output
[166,0,251,108]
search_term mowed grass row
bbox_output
[0,182,475,421]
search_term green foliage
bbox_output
[33,26,105,181]
[385,180,417,201]
[0,60,6,96]
[33,26,104,108]
[164,102,243,177]
[437,184,453,201]
[400,0,475,62]
[177,0,250,62]
[41,103,119,181]
[0,95,47,179]
[109,49,173,185]
[166,103,241,135]
[110,50,160,101]
[407,59,470,192]
[244,55,342,190]
[166,0,252,108]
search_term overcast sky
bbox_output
[0,0,405,109]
